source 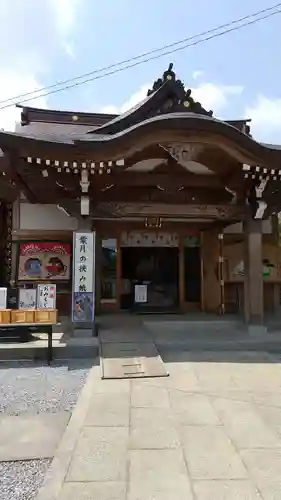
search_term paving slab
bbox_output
[130,407,175,426]
[57,481,126,500]
[240,449,281,480]
[66,426,129,482]
[128,449,193,500]
[255,479,281,500]
[166,369,201,392]
[34,346,281,500]
[130,419,180,449]
[169,391,220,425]
[182,425,247,480]
[213,398,281,449]
[193,480,262,499]
[84,392,130,427]
[131,381,170,408]
[91,377,131,394]
[0,413,70,461]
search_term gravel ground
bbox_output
[0,359,92,415]
[0,459,51,500]
[0,360,93,499]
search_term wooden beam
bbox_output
[92,172,225,188]
[90,186,231,205]
[7,155,38,203]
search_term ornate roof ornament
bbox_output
[147,63,213,117]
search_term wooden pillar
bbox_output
[201,229,220,313]
[94,233,102,314]
[179,235,185,310]
[243,218,264,330]
[116,235,122,310]
[218,233,225,315]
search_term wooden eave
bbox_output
[18,104,116,127]
[0,113,280,170]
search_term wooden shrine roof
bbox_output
[0,64,280,221]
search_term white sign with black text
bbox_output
[37,284,56,309]
[73,232,95,293]
[72,231,96,323]
[134,284,147,303]
[0,287,7,310]
[19,289,36,309]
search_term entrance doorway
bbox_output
[121,247,179,312]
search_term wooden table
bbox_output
[0,323,54,365]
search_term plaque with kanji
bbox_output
[72,232,95,323]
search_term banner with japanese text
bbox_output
[72,232,95,323]
[37,284,57,309]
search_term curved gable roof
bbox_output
[88,63,213,136]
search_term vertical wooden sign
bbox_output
[72,231,96,323]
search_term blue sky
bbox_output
[0,0,280,142]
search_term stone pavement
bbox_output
[36,350,281,500]
[0,413,70,461]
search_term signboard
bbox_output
[134,284,147,303]
[0,288,7,310]
[72,232,95,323]
[7,288,19,310]
[18,242,71,281]
[37,284,56,309]
[19,289,36,309]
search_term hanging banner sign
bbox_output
[72,231,95,323]
[134,284,147,303]
[37,284,56,309]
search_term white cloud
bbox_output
[0,70,48,131]
[48,0,79,56]
[101,81,243,118]
[191,83,243,114]
[245,95,281,143]
[100,84,150,114]
[192,70,204,80]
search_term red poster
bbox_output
[18,242,71,281]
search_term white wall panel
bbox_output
[19,203,78,231]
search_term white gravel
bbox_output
[0,359,92,415]
[0,459,51,500]
[0,360,93,499]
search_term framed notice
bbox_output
[19,289,36,309]
[0,287,7,310]
[37,284,56,309]
[18,242,71,281]
[72,232,95,323]
[134,284,147,303]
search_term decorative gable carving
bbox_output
[147,63,213,117]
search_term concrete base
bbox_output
[248,324,267,337]
[73,328,93,338]
[0,413,70,461]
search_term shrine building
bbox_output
[0,64,281,334]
